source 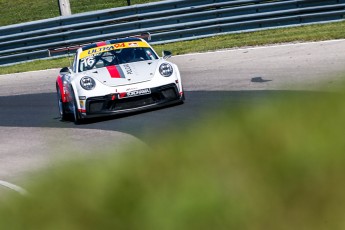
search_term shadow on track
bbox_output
[0,90,328,144]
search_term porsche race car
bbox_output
[56,36,184,124]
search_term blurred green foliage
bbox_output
[1,89,345,229]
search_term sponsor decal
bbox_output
[123,64,133,75]
[79,41,150,59]
[128,42,139,47]
[118,92,127,99]
[118,88,151,99]
[127,88,151,98]
[86,43,125,56]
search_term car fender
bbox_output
[69,81,80,108]
[56,75,69,103]
[172,63,183,95]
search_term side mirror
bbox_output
[60,67,71,75]
[162,50,172,59]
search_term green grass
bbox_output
[0,58,73,75]
[0,0,59,26]
[1,88,345,229]
[157,20,345,55]
[70,0,161,14]
[0,0,160,26]
[1,20,344,75]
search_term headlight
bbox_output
[80,76,96,90]
[159,63,173,77]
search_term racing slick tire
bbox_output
[180,86,186,102]
[71,88,82,125]
[181,91,186,101]
[56,85,69,121]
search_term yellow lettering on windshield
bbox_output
[79,41,150,59]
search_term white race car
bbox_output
[56,36,184,124]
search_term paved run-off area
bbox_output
[1,39,345,97]
[1,40,345,188]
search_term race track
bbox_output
[1,40,345,190]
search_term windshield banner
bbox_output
[79,41,150,59]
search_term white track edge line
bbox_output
[174,39,345,57]
[0,180,28,196]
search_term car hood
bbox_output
[82,60,158,87]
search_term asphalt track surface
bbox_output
[1,40,345,190]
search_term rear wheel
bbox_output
[56,86,68,120]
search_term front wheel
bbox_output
[70,88,82,125]
[56,86,68,120]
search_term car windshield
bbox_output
[78,47,158,72]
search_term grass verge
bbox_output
[70,0,161,14]
[1,20,344,75]
[0,0,160,26]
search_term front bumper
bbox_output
[82,83,183,118]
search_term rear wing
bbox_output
[48,32,151,57]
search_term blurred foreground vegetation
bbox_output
[1,87,345,229]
